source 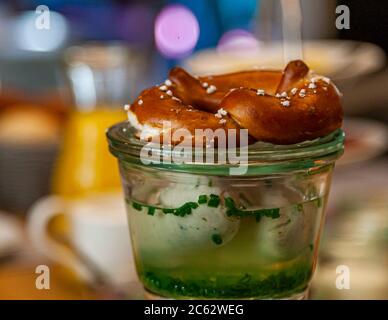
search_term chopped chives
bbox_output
[208,194,220,208]
[176,203,192,216]
[132,202,142,211]
[224,197,280,221]
[198,195,208,204]
[225,197,235,209]
[147,206,155,216]
[130,194,282,221]
[263,208,280,219]
[211,234,223,245]
[188,202,199,209]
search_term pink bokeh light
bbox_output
[154,5,200,59]
[217,29,260,53]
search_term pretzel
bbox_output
[127,60,343,146]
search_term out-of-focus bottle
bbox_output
[53,44,138,198]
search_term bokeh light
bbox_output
[154,5,200,59]
[217,29,260,53]
[119,4,154,45]
[14,10,68,52]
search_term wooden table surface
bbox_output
[0,216,142,300]
[0,250,99,300]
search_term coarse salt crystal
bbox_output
[202,82,209,88]
[290,88,298,95]
[311,76,331,85]
[281,91,288,98]
[124,104,130,111]
[159,85,168,91]
[257,89,265,96]
[165,79,172,86]
[166,90,173,96]
[160,95,164,99]
[299,89,306,97]
[281,100,290,107]
[308,83,317,89]
[219,108,227,116]
[215,108,227,119]
[138,99,143,105]
[206,85,217,94]
[219,119,227,124]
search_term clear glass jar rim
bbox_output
[107,121,344,174]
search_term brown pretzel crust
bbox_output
[130,87,241,146]
[168,67,282,113]
[128,60,343,145]
[221,83,342,144]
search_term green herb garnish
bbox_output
[142,263,312,299]
[262,208,281,219]
[130,194,281,221]
[225,196,236,209]
[208,194,220,208]
[175,202,197,216]
[147,206,156,216]
[198,195,208,204]
[225,197,280,221]
[211,234,223,245]
[137,201,200,217]
[132,202,142,211]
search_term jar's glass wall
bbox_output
[118,160,334,299]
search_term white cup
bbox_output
[27,193,136,287]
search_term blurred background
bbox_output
[0,0,387,299]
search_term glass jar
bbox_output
[53,43,138,198]
[107,122,344,300]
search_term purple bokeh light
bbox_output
[154,5,200,59]
[217,29,260,53]
[119,4,154,45]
